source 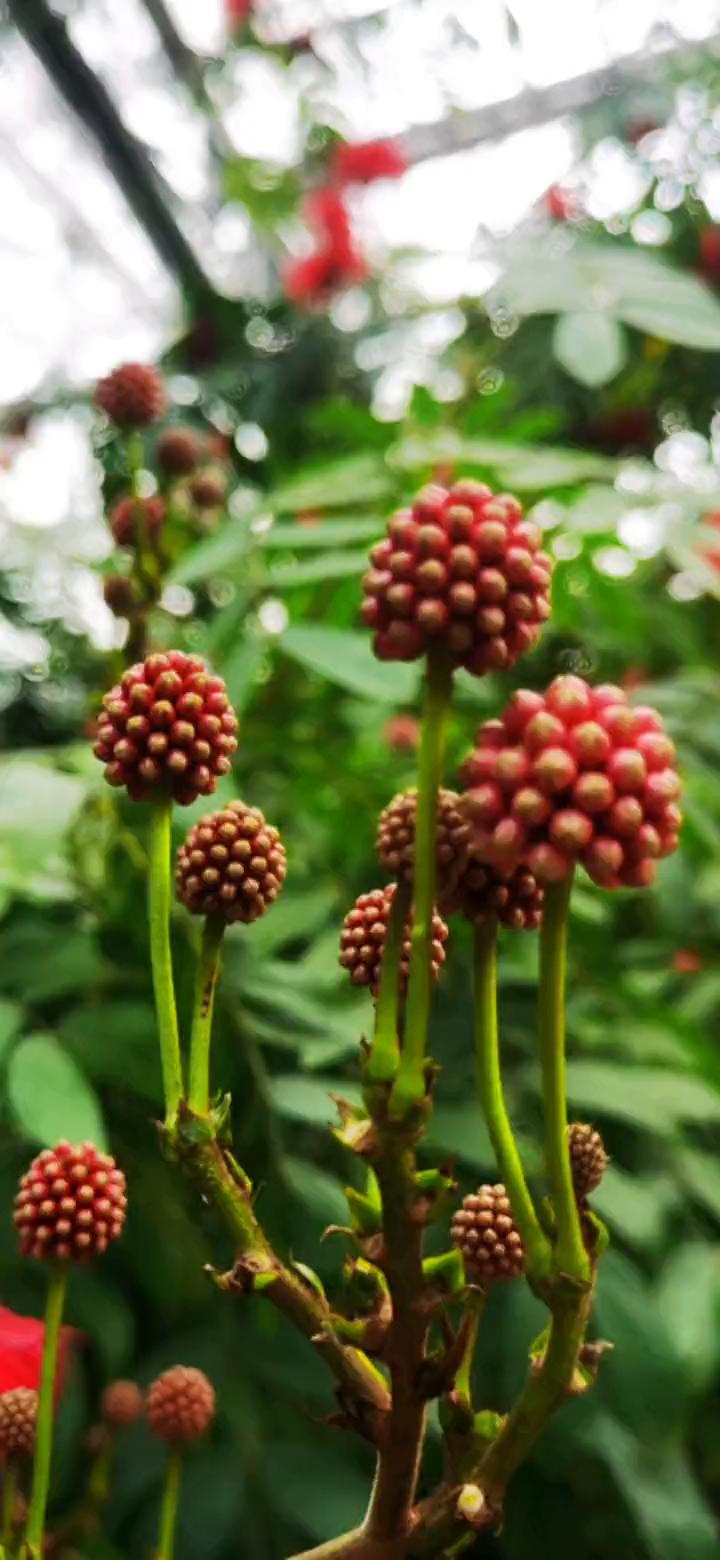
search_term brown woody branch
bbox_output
[172,1111,391,1447]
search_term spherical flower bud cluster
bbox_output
[568,1122,609,1202]
[175,801,286,923]
[147,1366,215,1443]
[454,859,543,931]
[14,1142,126,1262]
[103,574,138,616]
[109,495,165,547]
[101,1379,144,1428]
[450,1185,524,1284]
[375,788,470,901]
[339,886,448,997]
[0,1388,37,1456]
[460,675,681,888]
[361,480,552,672]
[93,651,238,805]
[95,363,166,428]
[190,469,227,509]
[157,426,201,475]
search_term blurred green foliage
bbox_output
[4,47,720,1560]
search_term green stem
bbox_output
[2,1460,17,1548]
[156,1445,182,1560]
[454,1292,486,1404]
[390,653,453,1117]
[538,873,589,1281]
[24,1264,68,1554]
[367,879,412,1085]
[473,920,552,1284]
[126,431,160,593]
[147,800,184,1122]
[188,913,226,1113]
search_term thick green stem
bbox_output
[472,920,552,1284]
[24,1264,68,1554]
[407,1282,592,1555]
[390,653,453,1117]
[2,1460,17,1548]
[367,879,412,1085]
[188,913,225,1113]
[538,872,589,1281]
[156,1445,182,1560]
[147,800,184,1122]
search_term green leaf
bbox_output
[270,1074,362,1126]
[592,1165,677,1252]
[58,1001,162,1105]
[280,625,419,704]
[0,757,89,902]
[262,516,382,550]
[8,1033,107,1148]
[236,888,331,957]
[552,311,626,387]
[282,1156,348,1225]
[566,1060,720,1133]
[0,1000,22,1063]
[586,1414,719,1560]
[656,1243,720,1393]
[495,241,720,349]
[170,519,253,585]
[269,549,371,589]
[269,454,392,514]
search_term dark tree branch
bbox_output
[7,0,216,301]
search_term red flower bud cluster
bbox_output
[157,426,202,475]
[109,494,165,547]
[339,885,448,996]
[460,675,681,888]
[361,480,552,672]
[14,1142,126,1263]
[147,1366,215,1443]
[330,139,407,186]
[95,363,166,428]
[93,651,238,805]
[454,859,543,931]
[284,189,367,306]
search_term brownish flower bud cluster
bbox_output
[450,1184,525,1284]
[339,885,448,996]
[375,787,470,900]
[101,1379,144,1428]
[568,1122,609,1202]
[146,1366,215,1443]
[95,363,166,428]
[454,858,543,930]
[0,1388,37,1457]
[175,801,287,922]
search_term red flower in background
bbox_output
[284,188,367,306]
[699,227,720,284]
[0,1305,73,1396]
[226,0,252,27]
[544,184,580,222]
[701,510,720,570]
[331,139,407,186]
